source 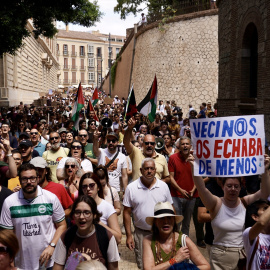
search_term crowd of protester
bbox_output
[0,90,269,270]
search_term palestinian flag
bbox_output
[124,85,137,121]
[91,87,99,107]
[137,75,157,122]
[88,99,99,121]
[71,82,85,130]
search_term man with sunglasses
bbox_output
[0,163,66,270]
[30,128,46,156]
[78,129,97,166]
[93,131,128,193]
[42,132,69,183]
[123,117,170,183]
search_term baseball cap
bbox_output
[30,157,47,169]
[58,127,67,134]
[19,140,33,148]
[19,132,30,139]
[106,132,119,141]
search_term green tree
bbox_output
[0,0,102,55]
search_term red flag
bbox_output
[88,99,99,121]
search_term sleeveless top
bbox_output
[151,232,183,265]
[211,199,246,247]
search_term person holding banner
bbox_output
[188,153,270,270]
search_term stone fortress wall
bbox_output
[110,9,219,116]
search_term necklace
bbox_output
[155,232,176,265]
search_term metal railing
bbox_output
[63,65,70,70]
[71,65,77,70]
[147,0,211,23]
[71,51,77,56]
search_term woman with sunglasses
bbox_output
[94,165,121,216]
[15,121,25,139]
[78,172,122,244]
[52,195,120,270]
[58,158,84,201]
[0,230,19,270]
[57,140,93,182]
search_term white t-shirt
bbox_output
[57,157,93,173]
[98,148,127,191]
[123,178,173,231]
[243,227,270,269]
[0,186,65,270]
[97,199,116,225]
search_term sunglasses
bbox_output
[144,142,155,146]
[30,132,38,135]
[90,123,96,126]
[82,183,96,190]
[0,246,8,254]
[65,164,76,169]
[19,124,24,126]
[71,145,82,150]
[107,139,117,143]
[50,136,59,140]
[79,134,87,137]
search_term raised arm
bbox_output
[123,118,135,155]
[93,130,101,158]
[244,154,270,205]
[188,154,219,215]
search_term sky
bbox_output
[57,0,147,36]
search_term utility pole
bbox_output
[109,33,112,97]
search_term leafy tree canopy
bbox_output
[0,0,102,55]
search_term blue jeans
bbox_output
[172,197,196,236]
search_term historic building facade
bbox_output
[0,20,59,107]
[57,27,125,89]
[217,0,270,139]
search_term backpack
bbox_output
[63,224,109,266]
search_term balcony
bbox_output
[71,51,77,57]
[71,65,77,70]
[79,52,85,58]
[87,52,94,58]
[63,51,69,56]
[88,79,94,83]
[63,65,70,70]
[80,66,86,70]
[88,65,95,70]
[63,79,70,84]
[71,79,78,84]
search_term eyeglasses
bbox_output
[0,246,9,254]
[107,139,117,143]
[79,134,87,138]
[50,136,59,140]
[74,210,92,218]
[90,123,96,126]
[71,145,82,150]
[20,176,37,183]
[30,132,38,135]
[82,183,96,190]
[144,142,155,146]
[65,164,76,169]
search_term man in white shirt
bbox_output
[123,158,173,269]
[0,163,66,270]
[93,131,128,192]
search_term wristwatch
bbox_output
[50,242,56,248]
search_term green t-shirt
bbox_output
[84,143,96,159]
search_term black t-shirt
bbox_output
[0,186,13,216]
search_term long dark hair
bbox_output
[70,195,102,224]
[94,165,109,185]
[78,172,104,199]
[69,140,86,160]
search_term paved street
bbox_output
[118,219,210,269]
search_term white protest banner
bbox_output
[190,115,265,177]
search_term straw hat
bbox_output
[145,202,183,226]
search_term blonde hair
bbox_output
[76,260,107,270]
